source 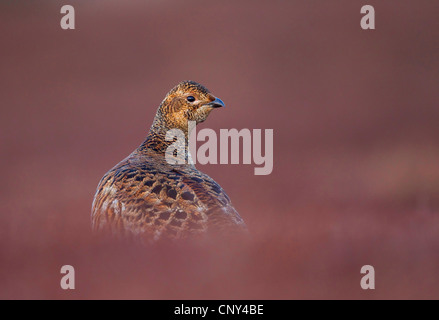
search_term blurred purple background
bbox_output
[1,0,439,299]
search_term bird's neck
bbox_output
[138,115,195,164]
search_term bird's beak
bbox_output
[206,97,225,108]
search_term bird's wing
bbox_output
[92,160,245,241]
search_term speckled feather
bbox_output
[92,81,246,242]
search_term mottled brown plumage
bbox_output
[92,81,246,242]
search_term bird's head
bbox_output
[156,80,225,132]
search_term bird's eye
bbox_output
[187,96,196,102]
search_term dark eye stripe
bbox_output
[187,96,195,102]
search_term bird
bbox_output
[91,80,247,243]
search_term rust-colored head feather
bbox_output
[155,80,225,132]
